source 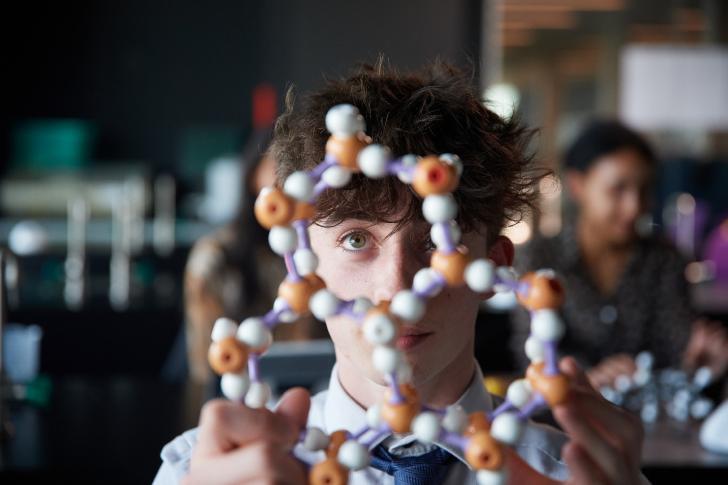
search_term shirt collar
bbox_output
[322,362,493,465]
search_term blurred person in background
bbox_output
[511,120,728,389]
[184,130,327,385]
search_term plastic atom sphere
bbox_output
[207,104,571,484]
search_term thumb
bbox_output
[274,387,311,439]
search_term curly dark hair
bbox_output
[269,59,542,244]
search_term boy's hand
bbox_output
[683,318,728,377]
[507,357,644,485]
[184,387,310,485]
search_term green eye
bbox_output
[343,232,369,251]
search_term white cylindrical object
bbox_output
[465,259,496,293]
[397,154,418,183]
[283,171,315,202]
[352,297,374,315]
[211,317,238,342]
[422,194,457,224]
[390,290,426,322]
[358,144,392,178]
[366,403,383,428]
[273,297,299,323]
[430,220,462,248]
[268,226,298,255]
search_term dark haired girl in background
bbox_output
[512,120,727,388]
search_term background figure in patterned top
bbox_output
[184,129,328,385]
[511,120,728,389]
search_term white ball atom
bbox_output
[476,469,508,485]
[268,226,297,255]
[465,259,496,293]
[293,248,319,276]
[530,309,565,342]
[422,194,457,224]
[301,427,330,452]
[358,144,391,178]
[211,317,237,342]
[363,313,397,345]
[439,153,464,177]
[430,220,462,248]
[309,289,341,320]
[524,336,545,363]
[283,171,314,202]
[490,412,523,445]
[442,405,468,433]
[237,317,272,351]
[412,412,442,443]
[506,379,532,408]
[220,372,250,401]
[372,345,402,374]
[273,297,299,323]
[412,267,444,297]
[366,403,383,428]
[352,297,374,315]
[397,154,418,183]
[337,440,370,470]
[322,165,352,188]
[325,104,366,137]
[244,381,271,409]
[390,290,426,322]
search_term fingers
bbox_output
[503,447,560,485]
[553,403,632,484]
[274,387,311,431]
[187,442,306,484]
[560,357,592,390]
[562,442,609,485]
[195,399,300,457]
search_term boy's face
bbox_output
[309,215,490,391]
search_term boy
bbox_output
[154,61,645,484]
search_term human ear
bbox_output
[487,235,515,267]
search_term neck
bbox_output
[576,216,632,259]
[336,350,476,411]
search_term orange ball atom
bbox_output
[465,431,504,470]
[309,457,348,485]
[326,429,349,458]
[254,187,295,229]
[278,278,317,314]
[430,249,470,286]
[465,412,491,437]
[325,134,368,170]
[381,384,421,433]
[412,156,458,196]
[526,362,570,407]
[517,271,565,311]
[208,336,248,375]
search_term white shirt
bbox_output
[153,363,570,484]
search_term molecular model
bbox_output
[207,104,570,485]
[599,351,715,424]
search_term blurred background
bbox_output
[1,0,727,483]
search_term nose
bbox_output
[372,234,423,304]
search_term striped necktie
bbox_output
[369,443,456,484]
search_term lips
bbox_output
[396,328,433,350]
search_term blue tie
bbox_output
[369,443,456,484]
